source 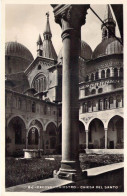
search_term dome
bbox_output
[5,42,34,62]
[93,37,123,59]
[58,40,92,63]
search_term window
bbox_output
[95,72,99,80]
[106,69,110,78]
[28,128,39,145]
[85,88,89,96]
[98,99,103,111]
[83,102,88,113]
[98,88,103,93]
[91,89,96,94]
[32,102,36,113]
[114,68,118,77]
[104,98,108,109]
[38,64,41,70]
[91,73,94,81]
[32,74,47,93]
[101,70,105,79]
[85,75,89,82]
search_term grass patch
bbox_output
[6,154,123,188]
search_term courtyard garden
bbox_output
[5,154,124,188]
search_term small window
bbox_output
[98,88,103,93]
[91,89,96,94]
[38,64,41,70]
[32,102,36,113]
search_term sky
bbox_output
[5,4,120,59]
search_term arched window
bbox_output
[106,69,110,78]
[101,70,105,79]
[116,95,121,108]
[120,68,123,77]
[91,73,94,81]
[104,98,108,110]
[32,102,36,113]
[85,88,89,96]
[88,101,91,112]
[109,97,113,109]
[114,68,118,77]
[95,72,99,80]
[18,99,21,109]
[32,74,47,93]
[85,75,89,82]
[98,99,103,111]
[91,89,96,95]
[28,128,39,145]
[83,102,88,113]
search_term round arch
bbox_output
[28,118,44,130]
[107,115,124,149]
[7,115,27,128]
[44,121,57,131]
[88,118,105,149]
[88,117,105,130]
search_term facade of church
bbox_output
[5,5,123,156]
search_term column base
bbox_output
[53,160,86,181]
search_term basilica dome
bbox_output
[5,42,34,74]
[58,40,92,63]
[93,37,123,59]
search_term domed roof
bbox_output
[5,41,34,62]
[93,37,123,59]
[58,40,92,63]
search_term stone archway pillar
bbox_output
[52,4,90,181]
[105,128,108,149]
[85,130,89,149]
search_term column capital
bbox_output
[52,4,90,30]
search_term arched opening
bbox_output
[28,127,39,148]
[91,89,96,95]
[116,95,122,108]
[46,122,57,154]
[32,74,47,93]
[82,102,88,113]
[85,87,90,96]
[98,88,103,94]
[101,70,105,79]
[106,69,110,78]
[109,97,114,109]
[85,75,89,82]
[79,121,86,152]
[91,73,94,81]
[95,72,99,80]
[104,98,108,110]
[7,116,26,156]
[114,68,118,77]
[89,118,105,149]
[28,119,43,150]
[32,102,36,113]
[98,99,103,111]
[108,116,123,149]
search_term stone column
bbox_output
[52,4,90,181]
[105,128,108,149]
[118,68,120,77]
[26,131,28,149]
[110,68,114,77]
[85,130,89,149]
[99,70,101,79]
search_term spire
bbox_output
[101,5,116,40]
[37,34,42,45]
[37,34,43,56]
[103,5,115,24]
[42,12,57,61]
[43,12,52,40]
